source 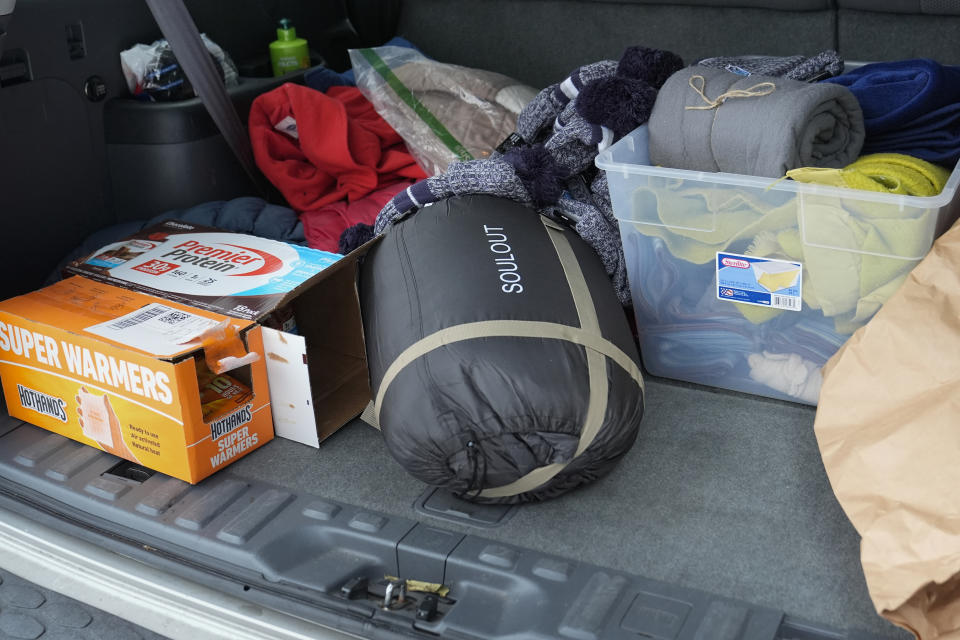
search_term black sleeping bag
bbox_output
[360,195,645,503]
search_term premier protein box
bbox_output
[66,221,375,448]
[0,277,273,483]
[69,220,341,325]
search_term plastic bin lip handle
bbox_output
[596,127,960,208]
[600,160,958,208]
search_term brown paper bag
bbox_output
[816,220,960,639]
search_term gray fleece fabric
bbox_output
[648,65,865,178]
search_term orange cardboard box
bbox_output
[0,276,273,483]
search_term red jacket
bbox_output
[249,83,426,212]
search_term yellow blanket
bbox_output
[787,153,950,196]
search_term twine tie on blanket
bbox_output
[685,74,776,110]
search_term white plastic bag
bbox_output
[349,46,538,175]
[120,34,238,101]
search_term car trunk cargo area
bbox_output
[5,1,960,638]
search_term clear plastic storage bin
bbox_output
[597,126,960,404]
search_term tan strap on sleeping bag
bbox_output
[373,216,644,497]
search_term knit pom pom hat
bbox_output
[515,46,682,146]
[515,59,619,144]
[498,45,682,206]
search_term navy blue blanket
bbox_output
[48,197,304,284]
[824,59,960,164]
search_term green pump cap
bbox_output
[276,18,296,41]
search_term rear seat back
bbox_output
[393,0,960,87]
[837,0,960,64]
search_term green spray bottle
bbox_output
[270,18,309,77]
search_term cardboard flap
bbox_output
[261,327,318,447]
[274,234,380,309]
[290,251,371,445]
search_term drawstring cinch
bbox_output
[685,74,776,110]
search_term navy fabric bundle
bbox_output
[824,59,960,164]
[48,197,305,284]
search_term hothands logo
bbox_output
[209,404,253,441]
[17,384,67,422]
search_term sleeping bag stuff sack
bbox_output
[360,195,645,503]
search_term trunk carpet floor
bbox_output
[229,377,910,639]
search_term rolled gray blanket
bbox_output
[648,66,864,178]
